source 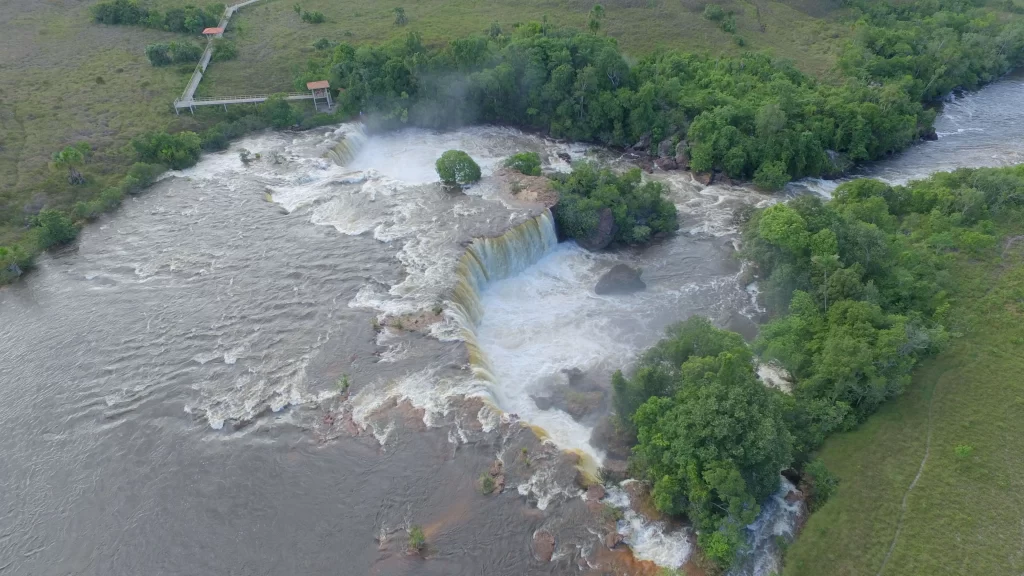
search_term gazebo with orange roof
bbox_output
[307,80,333,111]
[202,27,225,37]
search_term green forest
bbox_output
[612,164,1024,569]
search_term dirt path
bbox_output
[875,376,941,576]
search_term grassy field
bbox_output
[784,216,1024,576]
[0,0,851,248]
[203,0,849,96]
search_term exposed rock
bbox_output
[574,207,617,251]
[557,151,572,163]
[595,264,646,295]
[654,157,679,171]
[590,416,635,461]
[601,459,629,483]
[532,395,554,411]
[785,487,805,505]
[489,459,503,477]
[564,390,604,421]
[923,126,939,141]
[674,141,690,170]
[631,133,651,152]
[5,263,22,278]
[657,138,675,158]
[498,167,558,207]
[492,474,506,494]
[822,149,854,179]
[533,530,556,562]
[716,172,736,186]
[586,484,607,502]
[604,532,624,550]
[694,171,714,186]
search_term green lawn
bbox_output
[785,218,1024,576]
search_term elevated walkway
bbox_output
[173,0,330,114]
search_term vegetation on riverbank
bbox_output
[784,205,1024,576]
[611,164,1024,569]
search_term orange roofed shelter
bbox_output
[307,80,333,111]
[202,27,225,37]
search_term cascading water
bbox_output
[448,210,559,379]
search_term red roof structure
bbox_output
[306,80,330,90]
[202,27,225,35]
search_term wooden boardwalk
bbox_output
[173,0,310,113]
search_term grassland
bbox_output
[784,216,1024,576]
[204,0,849,96]
[0,0,851,248]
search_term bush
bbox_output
[212,40,238,61]
[552,162,677,247]
[131,131,202,170]
[804,459,839,511]
[407,525,426,552]
[504,152,541,176]
[122,162,164,194]
[72,201,103,222]
[753,160,791,191]
[0,244,34,282]
[312,37,333,50]
[479,474,495,494]
[33,210,79,249]
[261,94,299,128]
[146,43,172,66]
[703,3,726,21]
[168,41,202,63]
[301,10,325,23]
[435,150,482,186]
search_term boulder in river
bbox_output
[674,141,690,170]
[654,157,678,171]
[694,171,714,186]
[604,532,624,550]
[601,459,629,483]
[923,126,939,141]
[557,151,572,163]
[594,264,645,295]
[657,138,675,158]
[533,530,556,562]
[631,133,651,152]
[575,207,617,251]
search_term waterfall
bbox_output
[323,126,368,166]
[448,210,559,382]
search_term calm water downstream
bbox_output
[2,71,1021,576]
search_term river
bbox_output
[1,70,1021,576]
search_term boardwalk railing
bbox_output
[173,0,315,114]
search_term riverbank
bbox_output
[784,213,1024,576]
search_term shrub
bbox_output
[954,444,974,459]
[703,3,726,22]
[312,37,333,50]
[435,150,482,186]
[721,14,736,33]
[145,43,172,66]
[301,10,325,23]
[122,162,164,194]
[33,210,79,249]
[394,7,407,26]
[407,525,426,552]
[479,474,495,494]
[804,458,839,511]
[168,41,202,63]
[504,152,541,176]
[753,160,791,191]
[131,131,202,170]
[0,244,34,282]
[261,94,299,128]
[212,40,238,61]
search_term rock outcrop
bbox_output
[574,207,617,251]
[533,530,556,562]
[594,264,645,295]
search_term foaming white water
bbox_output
[603,485,693,569]
[730,477,804,576]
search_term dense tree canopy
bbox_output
[617,164,1024,569]
[435,150,481,185]
[621,318,792,567]
[297,0,1023,187]
[552,162,677,246]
